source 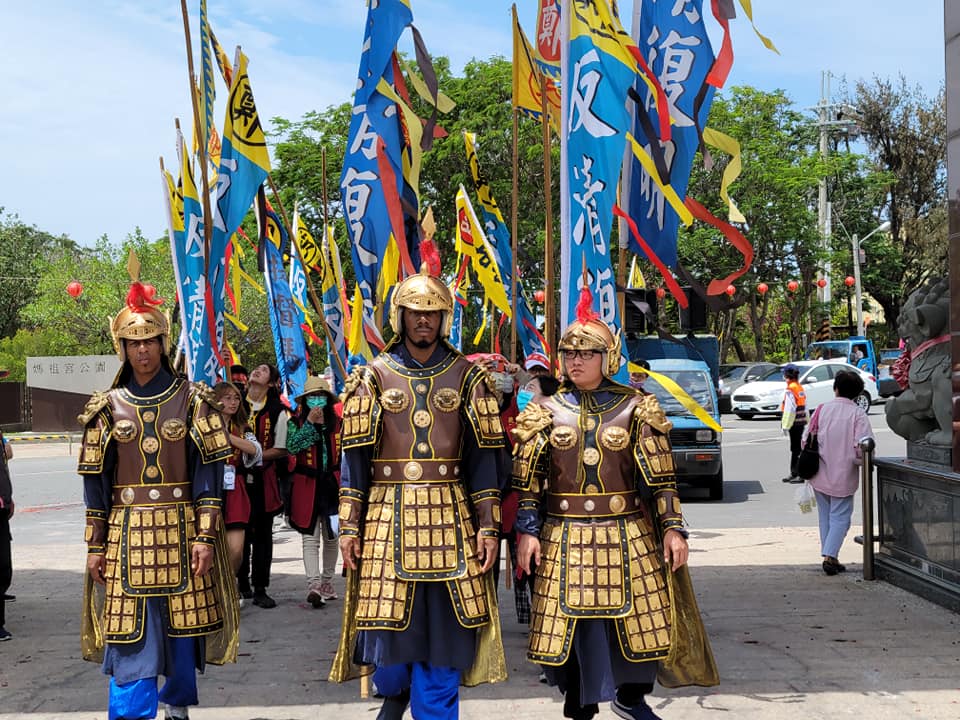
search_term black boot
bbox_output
[376,688,410,720]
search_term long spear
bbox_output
[179,0,213,262]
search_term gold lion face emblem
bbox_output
[431,388,461,412]
[381,388,410,413]
[160,418,187,442]
[600,426,630,452]
[550,425,578,450]
[112,419,137,443]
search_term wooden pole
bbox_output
[541,75,555,367]
[321,147,329,232]
[510,109,520,364]
[179,0,213,261]
[266,176,349,382]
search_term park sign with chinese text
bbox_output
[27,356,121,395]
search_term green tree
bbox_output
[845,76,947,340]
[0,209,76,339]
[678,87,828,361]
[20,230,178,357]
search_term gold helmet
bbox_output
[388,263,454,338]
[558,287,622,379]
[110,282,171,363]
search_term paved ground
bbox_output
[1,443,958,719]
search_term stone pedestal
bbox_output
[874,456,960,612]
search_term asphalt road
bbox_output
[7,401,901,540]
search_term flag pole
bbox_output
[321,147,329,231]
[510,107,520,365]
[541,74,556,367]
[266,176,348,382]
[179,0,213,260]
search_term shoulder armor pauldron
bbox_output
[78,391,111,426]
[189,385,233,463]
[463,366,505,448]
[341,367,381,449]
[512,402,553,442]
[191,381,223,411]
[634,394,673,434]
[340,365,367,402]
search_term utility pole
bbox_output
[812,72,861,313]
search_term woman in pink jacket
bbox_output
[803,370,875,575]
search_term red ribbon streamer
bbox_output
[683,196,754,295]
[612,204,688,308]
[705,0,734,89]
[626,46,672,143]
[375,137,416,278]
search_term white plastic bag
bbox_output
[794,481,817,514]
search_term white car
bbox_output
[729,360,878,420]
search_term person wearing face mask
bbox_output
[512,289,716,720]
[286,376,342,608]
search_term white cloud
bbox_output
[0,0,946,249]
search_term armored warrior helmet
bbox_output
[558,286,622,379]
[388,263,455,339]
[110,281,171,364]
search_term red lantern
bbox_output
[844,276,855,287]
[67,281,83,298]
[725,284,736,297]
[787,280,799,293]
[533,289,546,303]
[756,282,768,295]
[655,287,666,300]
[816,278,827,289]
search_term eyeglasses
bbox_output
[561,349,597,362]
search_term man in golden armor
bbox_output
[78,282,238,720]
[513,290,712,720]
[330,265,507,719]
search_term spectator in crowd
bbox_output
[802,370,875,575]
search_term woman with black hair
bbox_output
[242,364,289,608]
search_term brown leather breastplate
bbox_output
[542,391,638,495]
[110,379,190,489]
[371,352,470,467]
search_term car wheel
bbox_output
[708,468,724,501]
[735,413,752,420]
[855,392,871,413]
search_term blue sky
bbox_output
[0,1,945,246]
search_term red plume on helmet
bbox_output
[126,281,164,313]
[419,237,442,277]
[574,285,599,325]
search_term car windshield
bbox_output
[645,370,715,416]
[807,342,850,360]
[880,349,901,363]
[720,365,746,380]
[759,367,784,381]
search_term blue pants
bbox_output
[814,490,854,559]
[374,662,461,720]
[108,637,198,720]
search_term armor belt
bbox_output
[371,459,461,483]
[546,491,644,519]
[112,483,192,506]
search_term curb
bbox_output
[7,434,78,443]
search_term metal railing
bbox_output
[860,436,876,581]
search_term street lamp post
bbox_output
[852,220,891,336]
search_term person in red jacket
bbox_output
[286,376,342,608]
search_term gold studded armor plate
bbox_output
[356,484,489,630]
[528,514,670,665]
[103,503,223,642]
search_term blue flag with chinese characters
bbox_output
[340,0,413,352]
[561,0,637,331]
[625,0,714,268]
[262,238,307,403]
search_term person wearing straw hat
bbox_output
[286,375,342,608]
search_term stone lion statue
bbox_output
[885,278,952,447]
